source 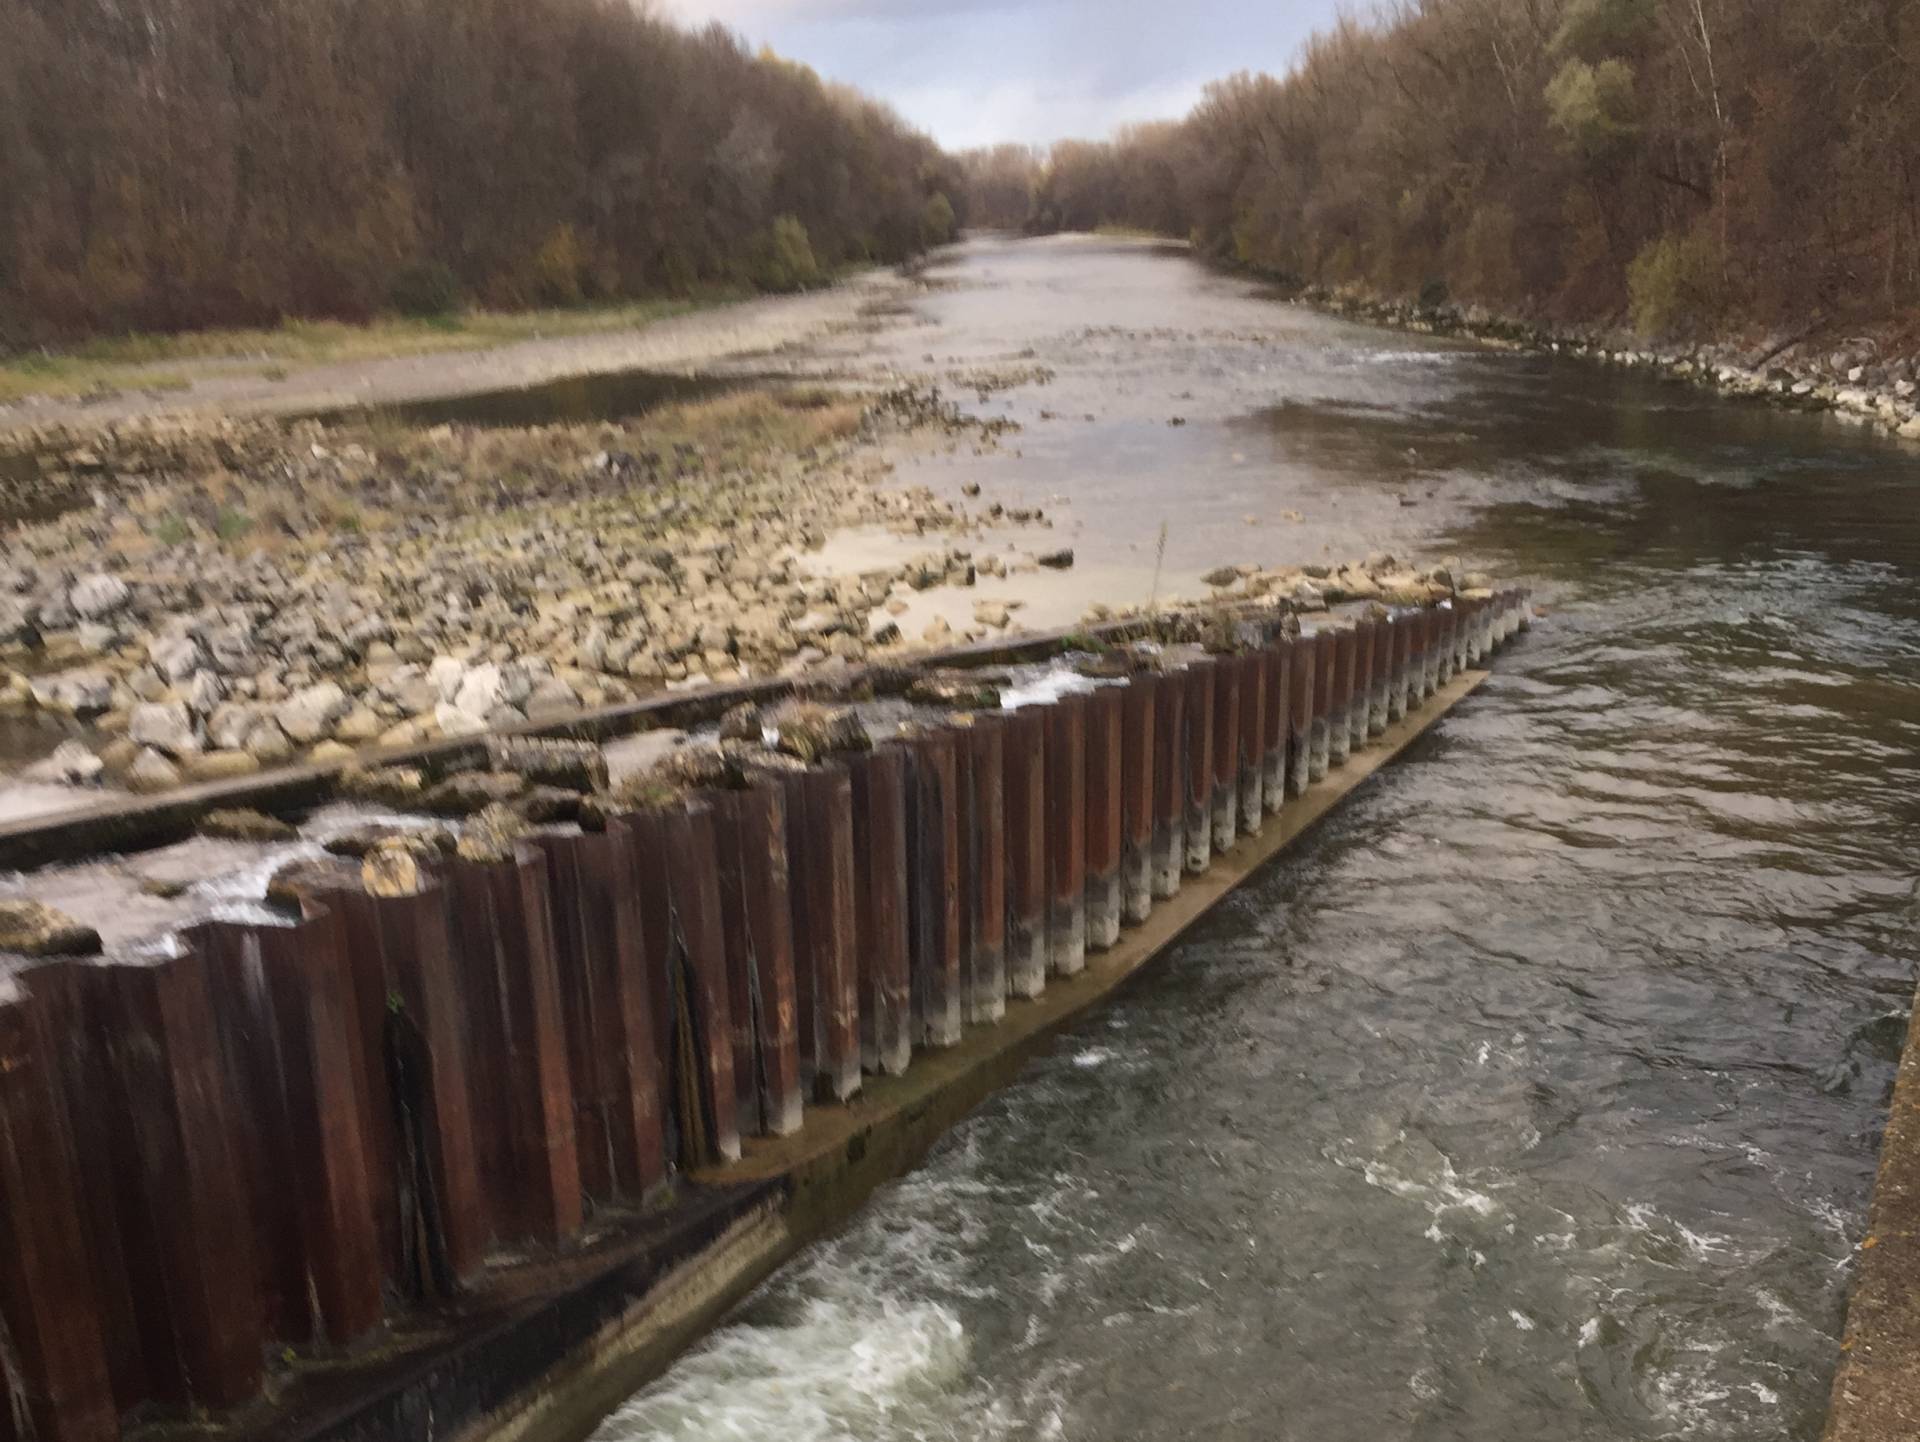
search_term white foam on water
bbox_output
[1000,666,1099,710]
[1070,1046,1118,1069]
[595,1208,1010,1442]
[595,1120,1088,1442]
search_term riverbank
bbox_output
[1292,285,1920,443]
[1824,963,1920,1442]
[0,269,911,434]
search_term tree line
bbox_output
[962,0,1920,339]
[0,0,962,345]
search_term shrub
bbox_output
[532,225,585,306]
[1546,59,1638,161]
[754,216,821,293]
[922,192,957,247]
[1628,228,1724,338]
[389,261,462,318]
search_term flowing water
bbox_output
[590,236,1920,1440]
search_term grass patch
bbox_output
[0,288,752,406]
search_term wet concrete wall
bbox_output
[0,594,1532,1442]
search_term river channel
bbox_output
[591,236,1920,1440]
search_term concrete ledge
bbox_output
[1823,968,1920,1442]
[183,668,1489,1442]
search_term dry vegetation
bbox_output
[962,0,1920,342]
[0,0,963,348]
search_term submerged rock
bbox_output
[361,840,427,898]
[767,702,870,763]
[0,900,102,957]
[423,771,526,816]
[199,808,298,843]
[323,822,455,860]
[487,736,608,794]
[267,856,360,908]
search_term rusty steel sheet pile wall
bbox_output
[0,593,1533,1442]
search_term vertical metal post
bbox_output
[1349,620,1375,753]
[1083,687,1124,951]
[1238,648,1267,835]
[904,730,963,1044]
[1120,672,1158,923]
[1262,641,1288,814]
[1044,695,1088,975]
[1309,632,1333,781]
[1001,707,1049,999]
[1151,669,1186,898]
[1184,658,1216,873]
[963,716,1009,1021]
[0,985,118,1442]
[1328,627,1354,767]
[848,748,913,1075]
[1211,653,1241,851]
[664,803,747,1157]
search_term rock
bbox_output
[338,765,426,806]
[718,702,767,742]
[921,616,954,645]
[906,671,1003,709]
[361,841,426,898]
[309,741,356,765]
[423,770,526,816]
[276,682,351,744]
[430,655,468,701]
[245,720,295,764]
[324,823,454,860]
[1202,565,1242,588]
[487,736,608,793]
[147,634,204,685]
[0,900,101,958]
[973,600,1012,629]
[182,750,262,782]
[129,701,200,758]
[453,663,505,719]
[455,803,529,863]
[199,808,298,843]
[434,701,491,739]
[184,670,226,716]
[28,669,114,718]
[767,702,870,763]
[1036,548,1075,570]
[524,675,580,720]
[68,573,130,620]
[333,704,385,744]
[125,747,182,793]
[20,741,104,787]
[266,856,360,909]
[515,786,585,824]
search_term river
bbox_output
[588,236,1920,1441]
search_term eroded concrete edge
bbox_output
[1824,968,1920,1442]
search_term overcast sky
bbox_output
[658,0,1348,150]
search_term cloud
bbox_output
[661,0,1337,148]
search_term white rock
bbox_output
[435,701,491,739]
[126,748,183,794]
[147,634,204,685]
[21,741,105,787]
[276,681,351,744]
[68,573,130,620]
[453,663,504,718]
[429,655,468,703]
[28,669,115,718]
[129,700,201,757]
